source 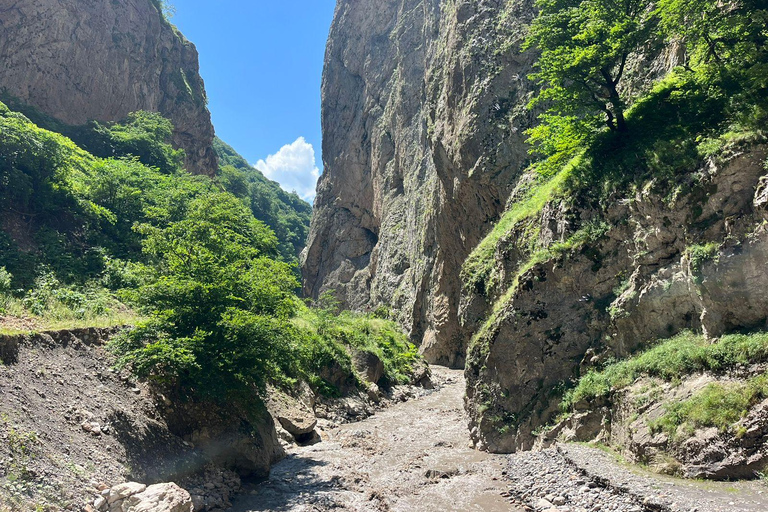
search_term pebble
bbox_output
[506,448,645,512]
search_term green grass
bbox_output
[0,314,139,337]
[652,374,768,439]
[0,271,138,335]
[293,304,421,388]
[561,331,768,410]
[466,218,610,371]
[461,163,576,297]
[684,242,721,279]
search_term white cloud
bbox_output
[255,137,320,202]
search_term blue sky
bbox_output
[171,0,337,201]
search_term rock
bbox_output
[121,483,193,512]
[466,146,768,453]
[535,498,554,510]
[351,349,385,384]
[266,388,318,439]
[161,398,285,479]
[302,0,540,368]
[107,482,147,504]
[367,383,381,403]
[94,496,107,511]
[0,0,216,175]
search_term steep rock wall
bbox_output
[464,145,768,453]
[0,0,217,175]
[303,0,537,366]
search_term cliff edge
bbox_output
[0,0,217,175]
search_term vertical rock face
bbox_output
[303,0,537,366]
[0,0,217,176]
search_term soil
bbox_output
[230,367,517,512]
[0,328,187,511]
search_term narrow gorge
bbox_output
[2,0,768,511]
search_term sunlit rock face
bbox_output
[0,0,217,176]
[304,0,538,366]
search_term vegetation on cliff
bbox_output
[0,101,419,406]
[214,137,312,262]
[464,0,768,454]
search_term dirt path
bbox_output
[230,367,518,512]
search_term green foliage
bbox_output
[524,0,661,170]
[651,374,768,439]
[684,242,720,279]
[110,194,298,401]
[0,268,11,295]
[213,138,312,261]
[561,331,768,410]
[295,304,420,387]
[461,166,573,296]
[76,111,185,174]
[524,0,767,184]
[0,100,416,407]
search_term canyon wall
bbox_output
[304,0,537,366]
[0,0,217,175]
[308,0,768,454]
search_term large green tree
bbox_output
[112,193,300,400]
[525,0,660,135]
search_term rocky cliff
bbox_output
[0,0,216,175]
[307,0,768,459]
[304,0,537,366]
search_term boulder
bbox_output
[121,483,193,512]
[351,349,384,384]
[107,482,146,504]
[266,388,318,438]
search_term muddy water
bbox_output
[231,367,521,512]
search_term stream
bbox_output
[230,367,518,512]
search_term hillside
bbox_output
[214,138,312,262]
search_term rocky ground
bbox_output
[0,329,254,512]
[231,367,768,512]
[506,443,768,512]
[230,367,515,512]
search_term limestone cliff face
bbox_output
[0,0,216,175]
[304,0,537,366]
[464,144,768,453]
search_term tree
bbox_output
[658,0,767,67]
[525,0,661,135]
[111,193,300,401]
[81,111,185,174]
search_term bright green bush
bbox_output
[294,303,421,387]
[77,111,184,174]
[562,331,768,411]
[110,193,299,400]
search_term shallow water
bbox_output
[231,367,519,512]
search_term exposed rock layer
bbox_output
[303,0,537,366]
[465,145,768,453]
[0,0,217,175]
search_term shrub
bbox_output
[561,331,768,411]
[110,193,300,402]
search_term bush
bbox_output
[561,331,768,410]
[0,268,11,295]
[110,193,300,402]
